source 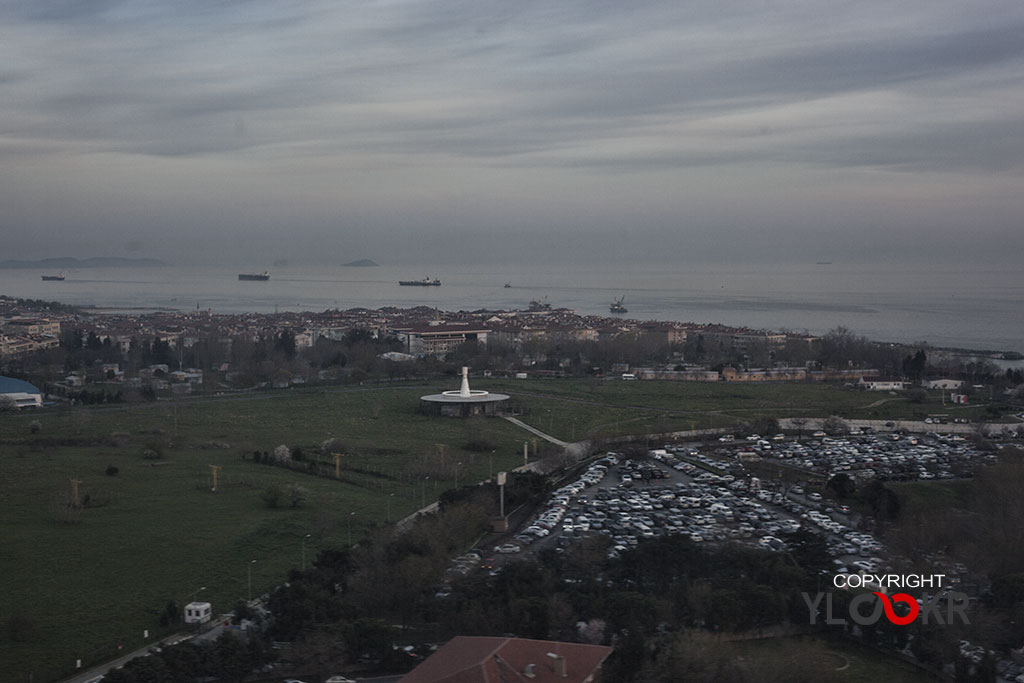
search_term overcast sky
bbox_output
[2,0,1023,266]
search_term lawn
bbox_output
[0,377,981,682]
[485,377,969,441]
[0,386,528,683]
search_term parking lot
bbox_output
[498,442,892,577]
[723,429,993,482]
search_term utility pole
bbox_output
[70,478,82,508]
[247,559,256,602]
[332,452,344,479]
[208,465,222,492]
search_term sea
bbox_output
[2,262,1022,355]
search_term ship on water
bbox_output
[41,271,66,281]
[399,277,441,286]
[610,295,628,314]
[238,272,270,281]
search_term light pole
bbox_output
[301,534,311,571]
[347,512,355,546]
[247,560,256,602]
[421,476,429,508]
[387,493,395,522]
[455,461,462,490]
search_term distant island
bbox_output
[342,259,379,267]
[0,257,168,269]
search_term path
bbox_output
[502,416,569,448]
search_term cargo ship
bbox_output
[41,272,66,281]
[238,272,270,281]
[399,277,441,286]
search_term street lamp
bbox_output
[455,461,462,490]
[347,512,356,546]
[387,493,395,522]
[421,476,429,508]
[247,560,256,602]
[301,534,311,571]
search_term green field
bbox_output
[488,377,979,441]
[0,385,529,683]
[0,378,981,681]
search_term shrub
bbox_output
[261,485,283,508]
[105,465,119,476]
[285,483,308,508]
[272,445,291,463]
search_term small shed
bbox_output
[184,601,212,624]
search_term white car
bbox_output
[495,543,521,554]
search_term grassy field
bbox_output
[0,385,529,683]
[487,377,978,441]
[0,377,980,681]
[729,635,938,683]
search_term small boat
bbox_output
[238,272,270,281]
[504,282,511,288]
[610,296,628,314]
[399,277,441,286]
[41,272,66,281]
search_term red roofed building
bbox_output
[398,636,613,683]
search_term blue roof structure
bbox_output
[0,376,41,395]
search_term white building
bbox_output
[0,376,43,408]
[858,376,909,391]
[184,601,212,624]
[923,378,964,390]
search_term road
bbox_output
[60,619,230,683]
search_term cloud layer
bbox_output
[2,0,1023,264]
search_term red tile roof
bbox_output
[398,636,612,683]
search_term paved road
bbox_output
[61,620,230,683]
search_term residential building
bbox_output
[398,636,613,683]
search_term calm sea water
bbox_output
[2,263,1021,352]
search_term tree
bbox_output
[902,349,927,380]
[213,632,253,683]
[273,444,292,463]
[905,387,928,403]
[285,483,309,508]
[821,415,849,435]
[827,472,855,498]
[261,485,283,508]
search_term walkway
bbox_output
[502,416,570,448]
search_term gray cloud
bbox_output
[1,0,1022,265]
